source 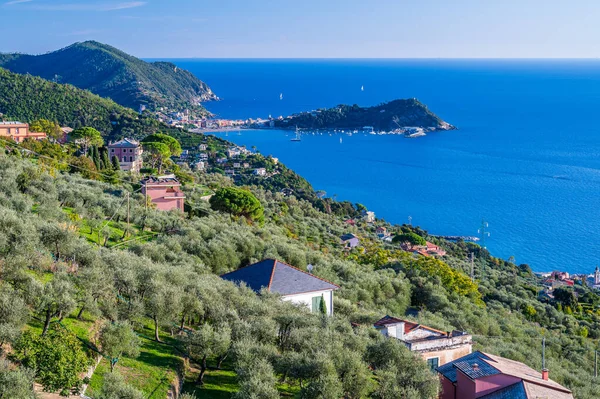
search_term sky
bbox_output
[1,0,599,58]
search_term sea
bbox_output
[157,58,600,274]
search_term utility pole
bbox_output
[595,350,598,378]
[478,219,490,249]
[408,216,412,226]
[126,192,130,236]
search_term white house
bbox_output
[254,168,267,176]
[221,259,339,316]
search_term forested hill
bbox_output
[274,99,455,131]
[0,67,203,142]
[0,41,217,115]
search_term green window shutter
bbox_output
[312,296,322,313]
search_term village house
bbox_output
[192,161,205,171]
[140,175,185,212]
[340,233,360,249]
[221,259,339,316]
[233,162,241,168]
[198,144,207,151]
[225,169,235,177]
[402,241,447,257]
[374,316,472,370]
[0,121,47,143]
[254,168,267,176]
[108,138,143,172]
[226,147,241,158]
[199,153,209,161]
[437,351,573,399]
[344,219,356,226]
[59,127,73,144]
[376,226,389,236]
[243,162,250,168]
[362,210,376,223]
[216,157,227,164]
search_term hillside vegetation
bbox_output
[0,41,217,115]
[275,99,455,131]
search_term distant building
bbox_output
[198,144,207,151]
[227,147,241,158]
[243,162,250,168]
[374,315,472,370]
[192,161,205,171]
[59,127,73,144]
[233,162,241,168]
[108,138,143,172]
[141,176,185,212]
[340,233,360,249]
[199,153,209,161]
[594,266,600,285]
[362,210,376,223]
[254,168,267,176]
[437,351,574,399]
[0,122,47,143]
[221,259,339,316]
[225,169,235,177]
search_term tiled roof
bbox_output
[438,351,573,398]
[437,351,495,383]
[141,176,181,185]
[479,382,527,399]
[221,259,339,296]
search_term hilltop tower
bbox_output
[595,266,600,285]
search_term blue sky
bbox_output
[0,0,599,58]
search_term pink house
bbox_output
[141,176,185,212]
[108,138,143,172]
[437,351,573,399]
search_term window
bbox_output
[130,156,133,162]
[311,296,324,313]
[426,357,439,371]
[111,149,114,152]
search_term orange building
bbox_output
[0,122,47,143]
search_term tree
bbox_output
[186,324,231,385]
[0,286,29,351]
[392,232,426,246]
[111,155,121,171]
[99,321,141,372]
[96,372,144,399]
[69,155,98,180]
[31,274,77,336]
[142,133,182,156]
[319,294,327,315]
[145,279,182,342]
[554,287,578,310]
[30,119,62,140]
[69,127,103,154]
[209,187,264,225]
[0,359,36,399]
[142,142,170,173]
[14,326,89,396]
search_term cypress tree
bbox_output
[111,155,121,171]
[319,295,327,315]
[91,146,101,170]
[101,148,111,170]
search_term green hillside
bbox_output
[275,99,455,131]
[0,41,216,115]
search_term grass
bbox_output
[182,359,301,399]
[62,207,158,248]
[86,324,184,399]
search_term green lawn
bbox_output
[87,325,184,399]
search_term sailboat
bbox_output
[361,85,364,92]
[340,137,343,144]
[280,93,283,100]
[291,126,301,142]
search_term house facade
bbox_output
[221,259,339,316]
[374,316,472,370]
[254,168,267,176]
[141,176,185,212]
[341,233,360,249]
[0,122,47,143]
[108,138,143,172]
[437,351,573,399]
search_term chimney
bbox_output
[541,368,549,381]
[472,363,479,371]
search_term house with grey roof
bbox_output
[221,259,339,315]
[108,138,143,172]
[340,233,360,249]
[437,351,573,399]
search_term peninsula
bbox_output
[271,98,456,134]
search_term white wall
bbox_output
[282,290,334,316]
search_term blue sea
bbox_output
[160,59,600,274]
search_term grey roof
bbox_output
[437,351,496,382]
[221,259,339,296]
[340,233,358,241]
[108,138,139,148]
[479,382,527,399]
